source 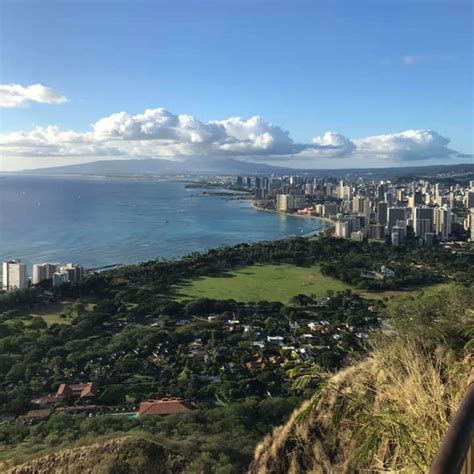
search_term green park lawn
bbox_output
[177,263,452,304]
[178,264,350,304]
[16,301,97,327]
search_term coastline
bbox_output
[1,177,334,276]
[251,203,335,227]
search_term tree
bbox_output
[265,317,278,333]
[98,386,125,405]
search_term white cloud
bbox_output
[0,126,120,157]
[92,109,296,156]
[0,83,68,107]
[402,54,452,65]
[309,131,356,158]
[353,129,457,161]
[0,107,465,165]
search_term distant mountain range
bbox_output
[17,158,474,180]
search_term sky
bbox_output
[0,0,472,171]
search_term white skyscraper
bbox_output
[32,263,59,285]
[434,207,452,241]
[53,271,70,288]
[59,263,84,284]
[2,260,28,292]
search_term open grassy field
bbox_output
[15,301,97,327]
[177,264,452,304]
[13,302,74,326]
[177,264,350,304]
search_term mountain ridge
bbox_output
[11,158,474,178]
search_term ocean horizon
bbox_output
[0,174,331,275]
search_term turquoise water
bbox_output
[0,175,331,272]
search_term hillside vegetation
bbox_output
[250,286,473,473]
[6,435,187,474]
[0,238,471,473]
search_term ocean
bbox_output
[0,175,331,274]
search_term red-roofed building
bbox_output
[56,382,97,400]
[138,398,194,417]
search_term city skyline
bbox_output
[0,0,472,171]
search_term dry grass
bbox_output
[348,341,469,472]
[250,340,471,474]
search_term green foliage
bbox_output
[0,236,471,472]
[0,398,300,472]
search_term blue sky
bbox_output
[0,0,472,170]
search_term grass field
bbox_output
[178,264,350,304]
[19,301,96,327]
[177,264,452,304]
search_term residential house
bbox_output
[56,382,97,400]
[138,398,194,417]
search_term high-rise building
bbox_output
[387,207,407,231]
[466,191,474,209]
[408,192,423,208]
[2,259,28,292]
[276,194,306,212]
[276,194,289,212]
[363,199,372,219]
[469,209,474,242]
[53,271,69,288]
[321,203,339,218]
[434,207,452,240]
[368,224,385,240]
[377,202,388,225]
[352,196,364,213]
[59,263,84,284]
[338,184,352,200]
[269,178,282,191]
[377,184,385,200]
[413,207,434,238]
[385,191,396,206]
[391,226,405,247]
[32,263,59,285]
[335,220,349,239]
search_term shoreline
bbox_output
[251,203,335,227]
[0,178,334,278]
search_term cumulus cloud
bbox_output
[0,106,465,164]
[0,83,68,108]
[0,126,120,158]
[92,108,296,156]
[307,131,356,158]
[353,129,457,161]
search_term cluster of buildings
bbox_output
[27,381,193,420]
[245,174,474,246]
[2,259,84,292]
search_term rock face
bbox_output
[7,436,187,474]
